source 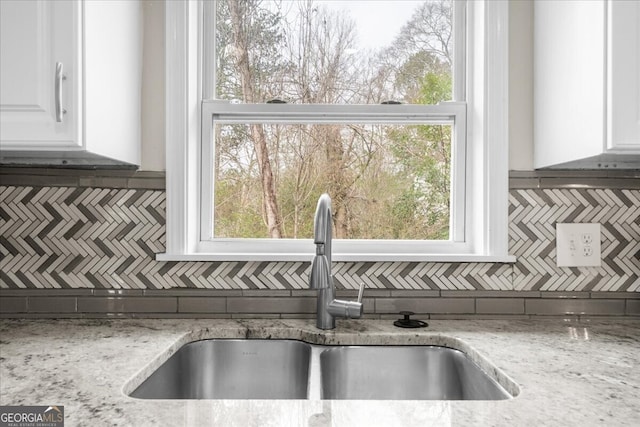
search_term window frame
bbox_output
[158,0,515,263]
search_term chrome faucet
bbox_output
[310,194,364,330]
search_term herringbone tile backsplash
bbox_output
[511,189,639,292]
[1,184,639,292]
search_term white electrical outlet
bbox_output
[556,223,601,267]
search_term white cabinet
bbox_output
[534,0,640,169]
[0,1,80,150]
[0,0,141,166]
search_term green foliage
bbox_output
[418,71,452,104]
[214,174,266,238]
[395,51,449,102]
[386,71,453,239]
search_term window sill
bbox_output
[156,252,517,263]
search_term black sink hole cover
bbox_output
[393,311,428,328]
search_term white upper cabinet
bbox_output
[608,0,640,153]
[0,1,80,149]
[0,0,141,166]
[534,0,640,169]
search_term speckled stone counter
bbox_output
[1,319,638,426]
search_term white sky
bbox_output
[293,1,424,51]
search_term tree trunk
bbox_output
[229,1,283,238]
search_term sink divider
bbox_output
[307,346,324,400]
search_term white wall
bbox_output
[140,0,165,171]
[138,1,535,171]
[509,0,534,171]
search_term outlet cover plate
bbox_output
[556,223,601,267]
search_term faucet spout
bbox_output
[313,194,332,265]
[309,193,364,330]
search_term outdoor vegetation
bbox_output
[213,0,454,240]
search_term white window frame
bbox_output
[158,0,515,263]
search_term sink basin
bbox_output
[320,345,512,400]
[129,339,312,399]
[127,339,515,401]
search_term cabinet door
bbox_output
[608,0,640,151]
[0,0,80,149]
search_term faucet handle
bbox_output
[327,283,365,320]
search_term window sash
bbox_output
[200,101,467,259]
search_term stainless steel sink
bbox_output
[319,345,512,400]
[128,339,515,401]
[129,339,312,399]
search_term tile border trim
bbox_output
[1,290,637,318]
[0,168,166,190]
[2,167,640,190]
[509,170,640,189]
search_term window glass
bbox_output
[214,0,453,104]
[213,122,452,239]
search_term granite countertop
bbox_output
[1,318,638,426]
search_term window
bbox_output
[160,0,513,262]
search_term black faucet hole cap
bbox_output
[394,311,428,328]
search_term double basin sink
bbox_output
[128,339,516,400]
